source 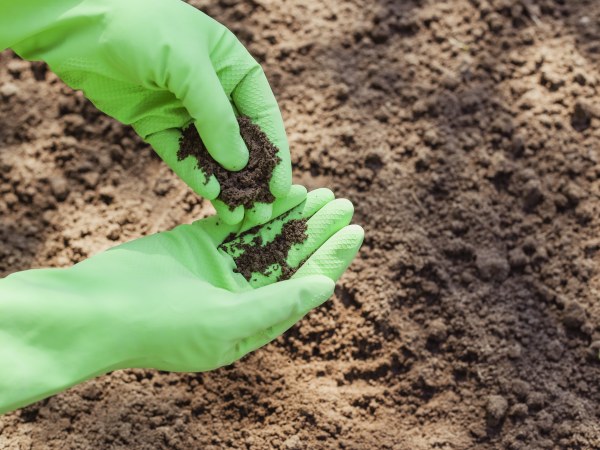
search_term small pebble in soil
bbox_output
[562,300,587,329]
[571,101,599,132]
[0,82,18,98]
[486,395,508,427]
[508,247,528,270]
[526,392,545,411]
[587,341,600,361]
[475,249,510,282]
[49,176,69,202]
[522,179,544,211]
[426,319,448,343]
[509,403,529,419]
[546,339,564,362]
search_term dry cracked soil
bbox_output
[1,0,599,449]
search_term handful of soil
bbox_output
[221,218,308,282]
[178,116,281,211]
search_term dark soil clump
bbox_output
[222,219,308,281]
[177,116,280,210]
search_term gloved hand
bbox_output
[0,186,364,415]
[1,0,291,227]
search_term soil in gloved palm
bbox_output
[177,116,280,210]
[221,218,308,282]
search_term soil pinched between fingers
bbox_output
[178,116,281,211]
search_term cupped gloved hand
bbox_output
[0,186,364,414]
[1,0,290,227]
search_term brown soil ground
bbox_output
[1,0,600,449]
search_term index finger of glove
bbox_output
[164,27,250,172]
[212,37,291,199]
[231,66,291,199]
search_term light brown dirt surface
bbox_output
[1,0,600,448]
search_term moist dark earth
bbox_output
[222,218,309,282]
[1,0,600,449]
[178,115,280,210]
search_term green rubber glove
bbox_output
[0,187,364,415]
[1,0,291,227]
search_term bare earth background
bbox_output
[1,0,600,448]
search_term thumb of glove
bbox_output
[227,275,335,361]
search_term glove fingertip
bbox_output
[293,225,364,282]
[195,174,221,201]
[296,275,335,312]
[214,200,245,225]
[196,120,249,172]
[269,162,292,198]
[243,203,273,230]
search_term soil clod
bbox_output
[486,395,509,427]
[475,249,510,282]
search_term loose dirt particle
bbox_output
[546,339,564,362]
[588,341,600,361]
[475,249,510,282]
[512,380,531,400]
[508,247,527,269]
[178,116,281,210]
[0,82,18,98]
[571,101,599,131]
[509,403,529,419]
[522,179,544,211]
[486,395,508,427]
[49,176,69,201]
[426,319,448,343]
[562,300,587,329]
